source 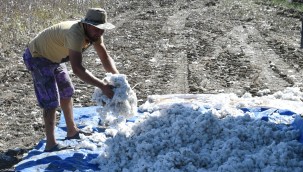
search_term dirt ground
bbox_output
[1,0,303,170]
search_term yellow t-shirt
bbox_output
[28,21,94,63]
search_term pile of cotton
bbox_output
[92,73,137,126]
[270,87,303,101]
[90,103,303,171]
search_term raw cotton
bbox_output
[92,73,137,126]
[90,89,303,171]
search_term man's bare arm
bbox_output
[69,49,114,98]
[93,38,119,74]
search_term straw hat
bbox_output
[81,8,115,30]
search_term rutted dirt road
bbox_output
[1,0,303,170]
[106,0,303,100]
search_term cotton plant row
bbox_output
[90,102,303,171]
[92,73,137,126]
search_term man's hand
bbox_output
[100,84,114,99]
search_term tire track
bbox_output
[150,0,191,94]
[225,25,295,92]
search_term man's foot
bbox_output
[44,144,72,152]
[65,130,92,140]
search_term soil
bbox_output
[1,0,303,170]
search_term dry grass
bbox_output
[0,0,302,53]
[0,0,105,54]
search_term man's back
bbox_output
[28,21,86,63]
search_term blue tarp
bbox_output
[15,106,103,172]
[240,107,303,143]
[14,106,303,171]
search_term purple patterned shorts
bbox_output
[23,48,74,109]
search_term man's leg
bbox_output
[55,63,80,138]
[43,108,57,150]
[23,51,62,151]
[60,97,79,137]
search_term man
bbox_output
[23,8,119,152]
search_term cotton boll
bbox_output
[61,139,79,148]
[235,101,249,108]
[115,121,135,137]
[81,125,94,133]
[99,113,117,126]
[212,102,224,110]
[92,73,138,126]
[104,128,118,137]
[90,133,107,143]
[75,140,97,150]
[242,92,252,98]
[207,108,221,118]
[272,90,283,99]
[257,89,271,96]
[217,106,244,118]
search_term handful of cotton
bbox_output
[92,73,137,126]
